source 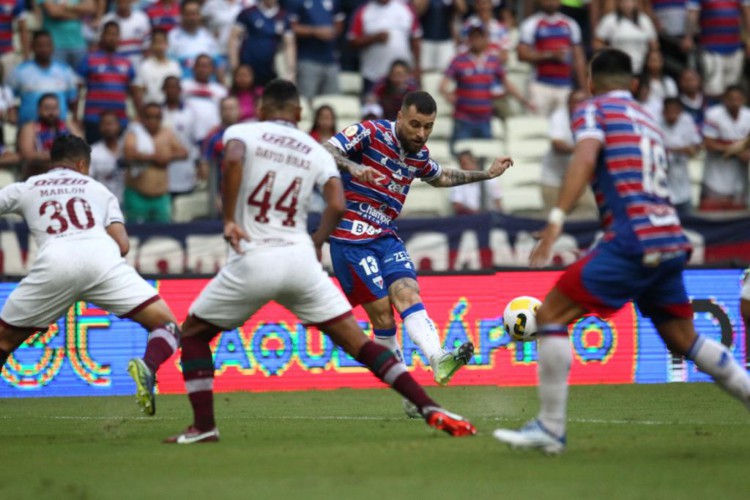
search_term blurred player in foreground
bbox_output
[493,49,750,455]
[165,80,477,444]
[324,91,513,416]
[0,135,181,416]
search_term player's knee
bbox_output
[388,278,421,311]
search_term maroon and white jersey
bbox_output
[0,167,124,251]
[223,121,340,251]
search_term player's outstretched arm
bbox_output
[106,222,130,256]
[311,177,346,261]
[427,156,513,187]
[530,138,600,268]
[323,143,385,184]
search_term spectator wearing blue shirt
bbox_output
[229,0,296,87]
[413,0,467,72]
[8,31,79,127]
[288,0,345,100]
[37,0,97,70]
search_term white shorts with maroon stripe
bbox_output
[189,244,352,330]
[0,240,158,331]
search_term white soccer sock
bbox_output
[401,304,443,364]
[537,332,572,438]
[689,336,750,408]
[373,328,404,363]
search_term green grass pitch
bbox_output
[0,384,747,500]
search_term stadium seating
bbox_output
[312,94,361,122]
[401,176,452,217]
[339,71,363,96]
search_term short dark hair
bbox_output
[194,53,213,67]
[262,79,300,110]
[663,97,682,109]
[50,135,91,165]
[724,84,745,97]
[162,75,180,89]
[151,28,169,41]
[181,0,201,11]
[102,20,120,33]
[37,93,59,108]
[32,30,51,43]
[402,91,437,115]
[99,109,121,122]
[590,48,633,79]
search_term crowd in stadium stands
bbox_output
[2,0,750,222]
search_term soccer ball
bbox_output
[503,296,542,342]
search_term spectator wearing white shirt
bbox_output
[100,0,152,67]
[541,90,597,218]
[348,0,422,96]
[642,50,677,104]
[201,0,252,59]
[660,97,701,216]
[161,76,203,195]
[180,54,228,142]
[517,0,587,116]
[134,29,182,105]
[450,151,502,214]
[701,86,750,210]
[594,0,657,74]
[89,110,125,202]
[168,0,223,79]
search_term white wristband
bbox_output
[548,207,566,227]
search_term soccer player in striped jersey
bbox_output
[325,91,513,416]
[165,80,476,443]
[493,49,750,455]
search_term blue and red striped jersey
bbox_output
[571,90,691,257]
[0,0,23,55]
[445,51,505,122]
[77,51,135,123]
[145,1,181,32]
[687,0,750,54]
[519,12,581,87]
[328,120,442,243]
[201,124,226,164]
[34,121,71,152]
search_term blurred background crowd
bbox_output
[0,0,748,223]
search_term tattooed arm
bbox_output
[427,156,514,188]
[323,142,386,183]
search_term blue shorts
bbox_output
[330,236,417,306]
[556,245,693,324]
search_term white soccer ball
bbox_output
[503,296,543,342]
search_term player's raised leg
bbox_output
[389,277,474,385]
[318,313,476,437]
[127,299,182,416]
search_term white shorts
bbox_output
[421,40,456,73]
[701,49,744,97]
[189,244,352,330]
[529,81,571,116]
[0,240,158,330]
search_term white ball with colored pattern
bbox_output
[503,296,542,342]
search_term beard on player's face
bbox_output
[396,112,434,154]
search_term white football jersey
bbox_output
[222,121,339,251]
[0,167,124,251]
